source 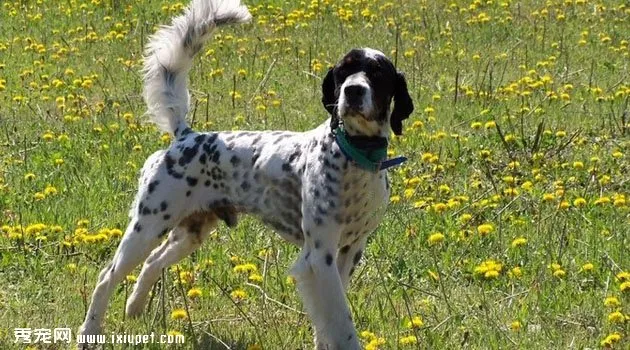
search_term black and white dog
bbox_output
[79,0,413,348]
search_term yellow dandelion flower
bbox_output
[187,288,202,298]
[477,223,494,236]
[510,321,521,331]
[604,296,620,307]
[607,311,625,323]
[170,309,188,320]
[230,288,248,300]
[620,281,630,292]
[573,197,587,207]
[511,237,527,248]
[553,269,566,278]
[399,335,417,345]
[126,274,137,283]
[406,316,424,329]
[581,263,594,272]
[249,273,263,283]
[600,332,622,347]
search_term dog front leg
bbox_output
[290,224,361,350]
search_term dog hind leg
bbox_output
[79,214,168,336]
[125,213,216,317]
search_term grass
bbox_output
[0,0,629,348]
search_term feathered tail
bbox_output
[143,0,251,137]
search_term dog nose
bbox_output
[344,85,365,104]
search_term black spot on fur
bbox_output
[160,201,168,211]
[186,190,191,197]
[230,155,241,166]
[204,180,211,187]
[142,207,151,216]
[282,163,292,172]
[349,267,355,276]
[163,214,171,220]
[340,245,350,254]
[148,180,159,194]
[313,217,323,225]
[133,222,142,232]
[186,177,198,186]
[353,250,363,265]
[325,253,333,266]
[314,240,321,249]
[241,181,250,191]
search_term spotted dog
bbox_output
[78,0,414,348]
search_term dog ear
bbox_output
[321,67,339,129]
[390,72,414,135]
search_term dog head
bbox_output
[322,48,414,136]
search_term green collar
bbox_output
[333,126,407,172]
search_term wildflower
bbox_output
[474,260,502,279]
[390,195,401,203]
[573,197,587,207]
[230,288,248,300]
[170,309,188,320]
[511,237,527,248]
[477,223,494,236]
[604,296,620,307]
[233,263,257,274]
[470,121,482,130]
[607,311,625,323]
[399,335,417,345]
[44,185,57,196]
[66,263,77,272]
[427,232,444,246]
[620,281,630,292]
[600,333,622,347]
[406,316,424,329]
[126,275,137,283]
[24,173,36,180]
[509,267,523,278]
[581,263,594,272]
[247,345,262,350]
[510,321,521,331]
[249,273,263,283]
[617,271,630,281]
[552,268,566,278]
[187,288,202,298]
[484,121,496,129]
[559,201,570,209]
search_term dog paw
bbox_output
[125,298,145,318]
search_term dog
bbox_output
[78,0,413,348]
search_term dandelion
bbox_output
[607,311,625,323]
[399,335,417,345]
[477,223,494,236]
[474,259,502,279]
[427,232,445,246]
[170,309,188,320]
[600,332,622,347]
[620,281,630,292]
[248,273,263,283]
[230,288,248,301]
[126,274,137,283]
[604,296,620,307]
[234,263,257,274]
[581,263,594,272]
[510,321,521,331]
[406,316,424,329]
[573,197,587,207]
[511,237,527,248]
[187,288,202,298]
[24,173,36,180]
[509,267,523,278]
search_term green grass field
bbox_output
[1,0,629,348]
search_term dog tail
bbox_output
[143,0,251,137]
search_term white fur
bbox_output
[143,0,251,135]
[338,71,374,118]
[79,1,395,349]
